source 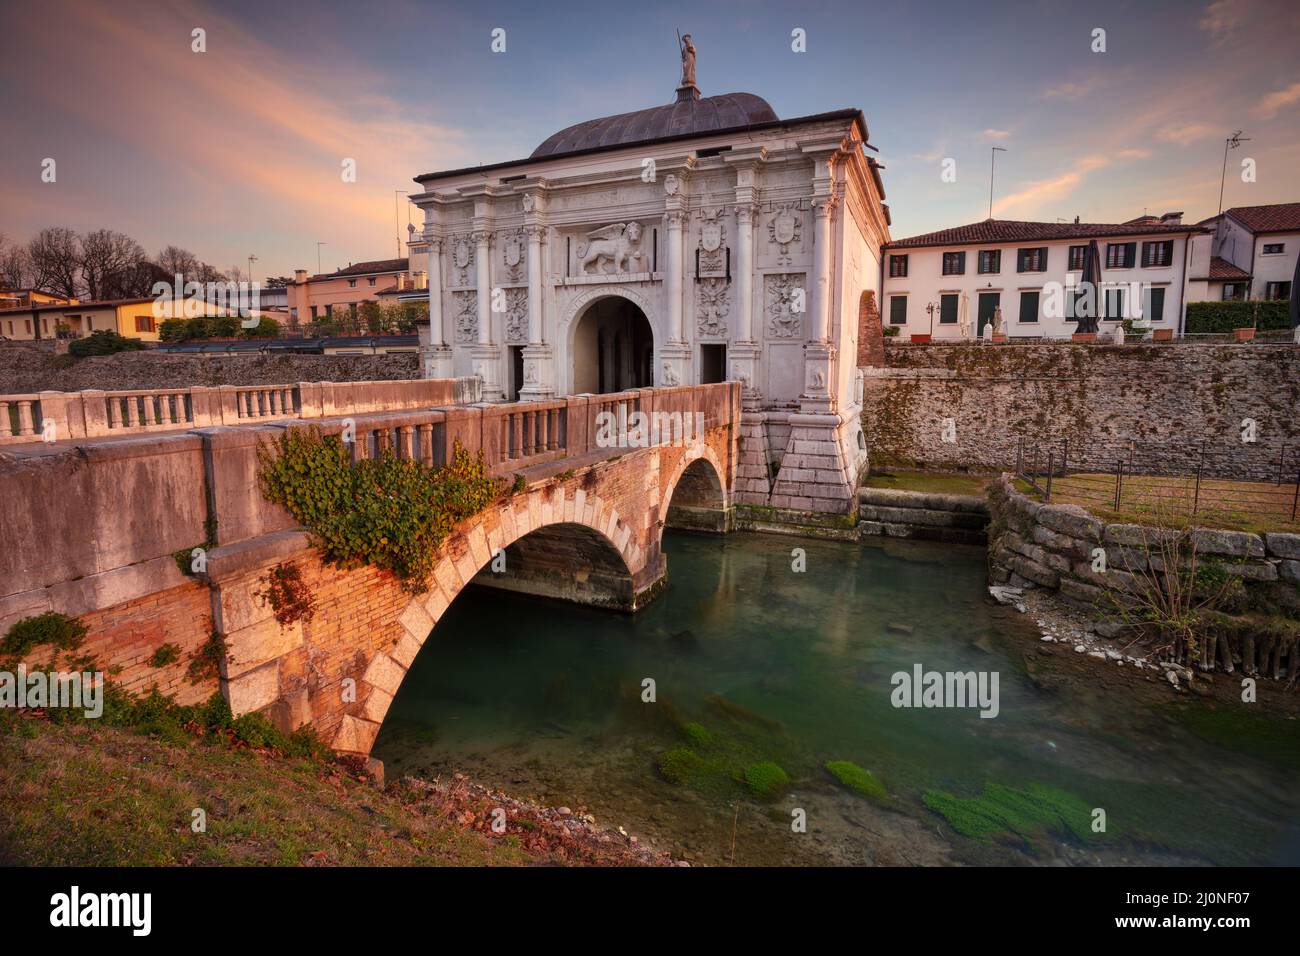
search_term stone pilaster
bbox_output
[421,234,453,379]
[472,226,502,401]
[520,220,554,400]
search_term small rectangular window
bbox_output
[942,252,966,276]
[1068,245,1086,271]
[348,279,357,288]
[1266,281,1292,300]
[1017,247,1047,272]
[1106,242,1136,268]
[1262,243,1285,255]
[1018,290,1039,324]
[889,254,909,277]
[1141,240,1173,267]
[889,295,907,325]
[939,293,958,324]
[368,277,377,286]
[978,250,1000,274]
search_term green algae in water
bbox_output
[826,761,886,800]
[923,783,1103,843]
[743,761,791,799]
[657,747,706,786]
[1162,704,1300,766]
[682,721,712,747]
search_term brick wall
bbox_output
[862,343,1300,480]
[19,579,217,705]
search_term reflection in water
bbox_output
[375,532,1300,866]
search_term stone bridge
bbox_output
[1,379,739,759]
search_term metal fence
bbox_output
[1014,438,1300,525]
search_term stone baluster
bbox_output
[16,400,34,436]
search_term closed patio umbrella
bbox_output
[1075,239,1102,335]
[958,291,971,339]
[1290,251,1299,330]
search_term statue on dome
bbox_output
[679,33,696,88]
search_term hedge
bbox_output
[1185,300,1292,333]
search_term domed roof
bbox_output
[530,91,779,158]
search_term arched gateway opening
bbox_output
[571,296,653,394]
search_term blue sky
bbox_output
[1,0,1297,277]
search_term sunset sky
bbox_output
[1,0,1298,278]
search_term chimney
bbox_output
[294,269,308,282]
[1073,215,1080,224]
[414,271,428,290]
[1159,211,1183,225]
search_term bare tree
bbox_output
[0,234,31,289]
[79,229,148,300]
[156,244,202,280]
[27,227,80,299]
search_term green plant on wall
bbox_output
[257,428,505,593]
[257,562,317,627]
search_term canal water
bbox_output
[374,531,1300,866]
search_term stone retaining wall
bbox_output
[861,343,1300,481]
[987,476,1300,620]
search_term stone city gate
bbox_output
[0,379,739,759]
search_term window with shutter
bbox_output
[1141,241,1172,267]
[1068,245,1086,270]
[978,250,1000,274]
[940,293,958,324]
[1266,282,1292,300]
[1106,243,1136,268]
[1018,291,1039,324]
[1145,287,1165,322]
[1104,287,1124,320]
[889,295,907,324]
[889,255,909,277]
[942,252,966,275]
[1017,247,1047,272]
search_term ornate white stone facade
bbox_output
[410,81,890,514]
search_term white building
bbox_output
[409,47,891,514]
[1188,202,1300,302]
[880,214,1205,340]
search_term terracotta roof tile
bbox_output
[1220,202,1300,234]
[885,219,1204,250]
[1197,256,1252,281]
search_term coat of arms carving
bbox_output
[768,202,802,266]
[502,231,525,282]
[504,288,528,343]
[695,278,729,337]
[453,290,477,343]
[450,236,475,286]
[765,273,806,339]
[697,207,726,273]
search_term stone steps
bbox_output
[857,487,990,545]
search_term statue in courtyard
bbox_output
[577,222,644,275]
[679,33,696,87]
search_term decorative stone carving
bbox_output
[729,360,749,389]
[521,193,536,213]
[523,360,538,384]
[453,290,477,343]
[697,207,726,273]
[661,361,680,387]
[449,235,475,287]
[765,273,806,339]
[502,229,526,283]
[504,288,528,343]
[679,34,696,88]
[663,174,680,196]
[767,202,803,266]
[696,278,729,337]
[576,222,644,275]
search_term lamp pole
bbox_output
[395,191,408,259]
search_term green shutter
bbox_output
[940,294,958,324]
[889,295,907,325]
[1019,291,1039,324]
[1147,287,1165,321]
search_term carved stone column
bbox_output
[810,197,834,344]
[520,219,554,401]
[421,235,452,379]
[659,196,692,386]
[470,226,502,401]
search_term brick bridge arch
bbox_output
[210,425,735,759]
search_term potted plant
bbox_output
[1233,326,1255,341]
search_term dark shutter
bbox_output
[1019,291,1039,324]
[1146,287,1165,322]
[889,295,907,325]
[940,294,958,324]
